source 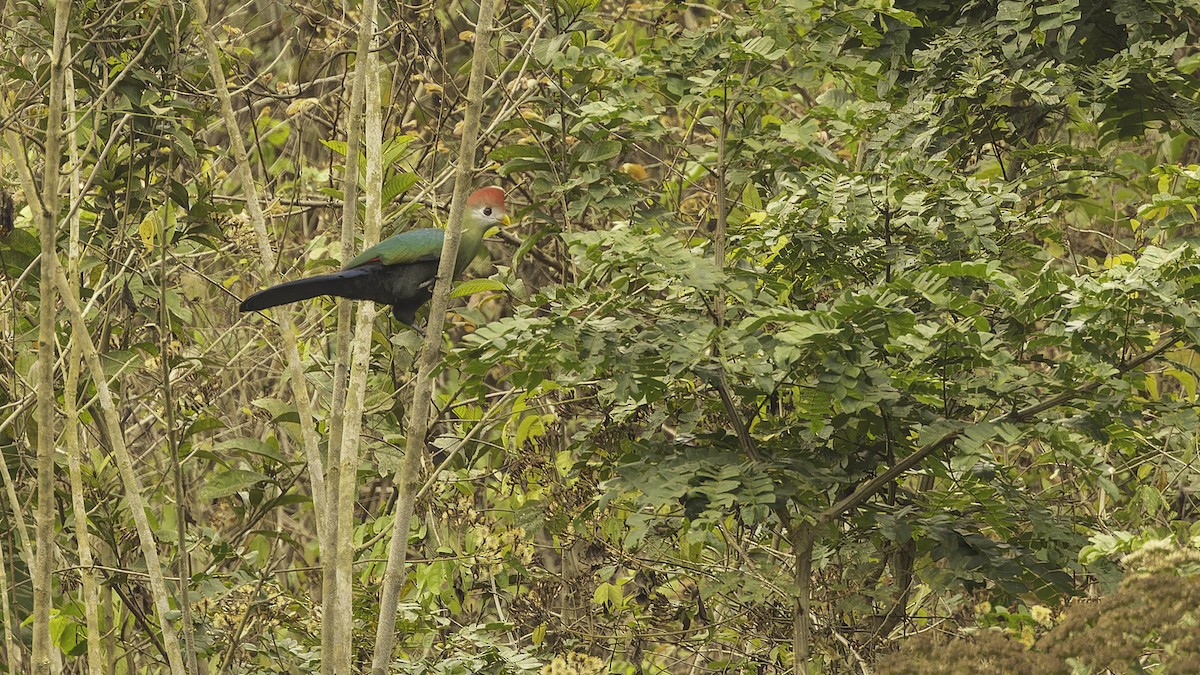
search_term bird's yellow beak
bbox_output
[501,214,512,227]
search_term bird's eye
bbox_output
[483,207,493,217]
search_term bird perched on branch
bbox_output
[239,186,509,329]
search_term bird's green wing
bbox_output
[344,228,445,269]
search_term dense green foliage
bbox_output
[3,0,1200,672]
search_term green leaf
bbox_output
[382,135,416,166]
[252,397,300,424]
[49,609,86,656]
[382,172,420,205]
[592,582,612,606]
[490,145,547,161]
[320,139,348,156]
[99,350,142,379]
[199,469,270,500]
[171,127,197,159]
[742,182,763,211]
[451,278,508,298]
[576,140,622,163]
[182,416,225,439]
[740,36,785,60]
[208,437,290,466]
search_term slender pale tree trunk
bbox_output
[188,0,327,513]
[331,49,385,674]
[62,43,104,675]
[322,0,379,664]
[64,344,102,675]
[53,265,188,674]
[0,506,16,672]
[0,402,33,566]
[161,155,197,673]
[369,1,499,669]
[1,76,38,675]
[32,0,71,670]
[101,550,117,675]
[0,304,13,663]
[190,4,331,669]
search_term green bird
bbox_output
[239,186,509,328]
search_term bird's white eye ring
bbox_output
[483,207,493,216]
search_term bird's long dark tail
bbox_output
[239,267,375,313]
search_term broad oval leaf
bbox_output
[576,140,622,163]
[199,469,270,501]
[451,278,508,298]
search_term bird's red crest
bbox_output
[467,186,506,209]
